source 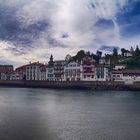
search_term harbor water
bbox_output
[0,88,140,140]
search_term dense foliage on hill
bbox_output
[126,46,140,69]
[71,46,140,69]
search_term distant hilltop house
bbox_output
[114,64,126,70]
[99,57,110,65]
[121,48,133,57]
[123,50,132,57]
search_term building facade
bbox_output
[114,64,126,70]
[15,65,27,80]
[64,61,82,81]
[95,65,110,81]
[54,60,65,81]
[111,70,140,84]
[26,62,44,80]
[39,65,47,80]
[82,57,96,81]
[111,70,123,81]
[0,65,14,80]
[47,55,54,81]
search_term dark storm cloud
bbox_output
[99,45,120,52]
[0,3,49,47]
[0,0,140,66]
[62,33,69,38]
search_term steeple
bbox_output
[48,55,54,67]
[50,54,53,62]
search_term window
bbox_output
[117,75,120,77]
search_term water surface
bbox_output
[0,88,140,140]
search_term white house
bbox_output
[26,62,44,80]
[114,64,126,70]
[124,51,132,57]
[122,70,140,84]
[111,70,124,81]
[111,70,140,84]
[95,65,110,81]
[39,65,47,81]
[64,61,82,81]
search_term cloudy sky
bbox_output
[0,0,140,67]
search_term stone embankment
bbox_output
[0,80,140,91]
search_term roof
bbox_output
[112,70,123,74]
[0,65,13,67]
[16,65,28,71]
[112,70,140,74]
[54,60,65,63]
[26,62,44,67]
[64,60,81,66]
[96,64,110,68]
[115,64,126,66]
[123,70,140,74]
[40,65,47,71]
[0,65,14,73]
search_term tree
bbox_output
[105,54,111,61]
[130,46,134,53]
[95,50,102,64]
[86,51,90,56]
[73,50,86,61]
[126,45,140,69]
[110,48,119,66]
[96,51,102,58]
[121,48,126,57]
[113,48,118,56]
[134,45,140,57]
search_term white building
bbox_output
[111,70,124,81]
[123,70,140,84]
[39,65,47,81]
[95,65,110,81]
[0,72,16,80]
[114,64,126,70]
[124,51,132,57]
[26,62,44,80]
[64,61,82,81]
[111,70,140,84]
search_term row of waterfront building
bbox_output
[0,54,140,84]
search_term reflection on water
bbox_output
[0,88,140,140]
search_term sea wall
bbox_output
[0,80,139,90]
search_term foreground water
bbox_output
[0,88,140,140]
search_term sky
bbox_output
[0,0,140,67]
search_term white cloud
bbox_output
[16,0,128,48]
[1,0,140,67]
